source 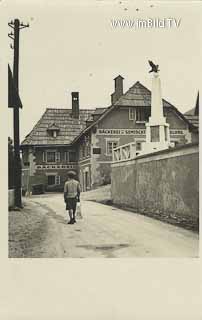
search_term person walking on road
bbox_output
[64,171,81,224]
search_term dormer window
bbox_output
[47,123,60,138]
[52,130,57,138]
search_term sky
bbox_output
[2,0,202,141]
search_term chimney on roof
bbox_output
[71,92,79,119]
[111,75,124,104]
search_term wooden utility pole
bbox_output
[8,19,29,208]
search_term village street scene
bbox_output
[9,189,199,258]
[8,3,199,259]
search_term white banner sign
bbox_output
[97,128,187,136]
[97,128,146,135]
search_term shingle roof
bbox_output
[21,108,94,146]
[72,81,197,145]
[22,81,198,147]
[86,108,107,122]
[93,108,107,115]
[114,81,174,108]
[184,92,199,128]
[184,108,195,116]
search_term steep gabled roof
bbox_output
[184,108,195,116]
[21,108,94,146]
[185,91,199,116]
[22,81,198,147]
[72,105,113,144]
[114,81,174,108]
[92,108,107,116]
[184,92,199,128]
[72,81,196,144]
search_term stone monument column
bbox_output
[141,61,172,155]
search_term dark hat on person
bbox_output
[68,171,76,179]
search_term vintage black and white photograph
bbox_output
[7,0,199,259]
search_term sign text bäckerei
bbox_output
[97,129,186,135]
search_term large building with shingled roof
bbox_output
[21,76,199,192]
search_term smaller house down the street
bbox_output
[21,76,199,193]
[21,92,93,192]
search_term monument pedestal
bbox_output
[141,122,171,154]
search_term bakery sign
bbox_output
[36,164,77,170]
[97,129,146,135]
[97,128,186,136]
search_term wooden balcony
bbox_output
[112,142,139,162]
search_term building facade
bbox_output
[21,92,92,192]
[21,76,199,193]
[73,77,198,190]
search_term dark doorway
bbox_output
[85,171,88,191]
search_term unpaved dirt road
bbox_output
[9,193,198,258]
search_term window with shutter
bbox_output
[55,175,60,185]
[47,175,55,185]
[47,151,56,163]
[42,151,46,162]
[106,140,119,155]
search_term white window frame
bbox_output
[105,138,120,156]
[46,151,56,163]
[45,150,60,163]
[55,151,60,162]
[129,108,135,121]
